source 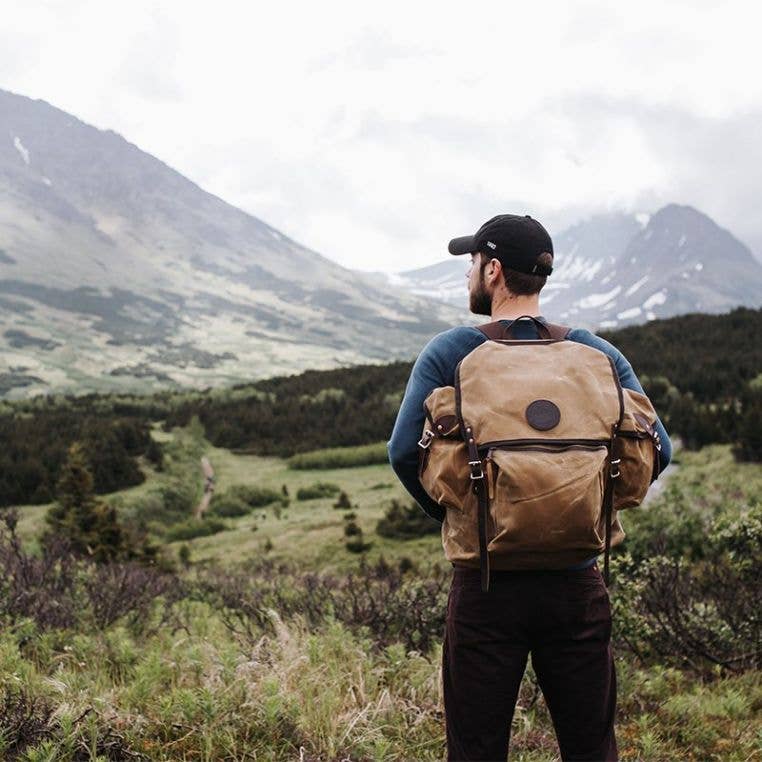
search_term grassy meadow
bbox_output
[3,420,761,760]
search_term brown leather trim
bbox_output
[633,413,656,436]
[433,414,459,436]
[605,355,625,430]
[545,322,573,340]
[477,319,571,342]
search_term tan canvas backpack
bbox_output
[417,317,662,591]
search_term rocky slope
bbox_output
[0,88,463,398]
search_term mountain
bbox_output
[0,88,464,398]
[394,207,762,329]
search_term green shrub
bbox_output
[210,496,252,518]
[164,518,227,542]
[621,482,709,564]
[225,484,283,508]
[287,442,389,470]
[345,537,372,553]
[344,520,362,537]
[178,544,191,567]
[376,499,441,539]
[133,482,196,526]
[613,504,762,672]
[333,491,352,510]
[733,387,762,462]
[296,482,341,500]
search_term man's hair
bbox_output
[480,251,553,296]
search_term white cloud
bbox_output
[1,0,761,271]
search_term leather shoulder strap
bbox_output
[477,319,571,342]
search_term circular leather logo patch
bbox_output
[525,399,561,431]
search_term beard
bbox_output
[469,271,493,316]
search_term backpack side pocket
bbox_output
[614,388,661,510]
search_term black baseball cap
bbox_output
[448,214,554,276]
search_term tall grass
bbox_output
[3,444,761,760]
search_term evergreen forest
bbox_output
[1,306,760,508]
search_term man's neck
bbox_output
[489,295,541,322]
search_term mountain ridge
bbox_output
[393,204,762,329]
[0,88,465,398]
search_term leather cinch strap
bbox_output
[603,424,620,586]
[465,423,490,592]
[454,361,491,592]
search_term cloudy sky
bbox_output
[2,1,761,272]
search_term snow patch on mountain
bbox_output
[617,306,642,320]
[643,290,667,310]
[13,136,30,165]
[577,285,622,309]
[625,275,649,297]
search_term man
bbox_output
[387,214,672,762]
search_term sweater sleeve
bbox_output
[568,329,673,474]
[387,327,485,523]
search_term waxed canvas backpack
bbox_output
[417,317,662,592]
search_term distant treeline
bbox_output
[1,307,760,506]
[600,307,760,402]
[0,413,160,506]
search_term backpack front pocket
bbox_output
[486,445,608,553]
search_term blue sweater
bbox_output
[387,318,673,526]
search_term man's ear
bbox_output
[487,258,502,284]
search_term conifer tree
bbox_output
[45,442,127,562]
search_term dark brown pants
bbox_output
[442,565,618,762]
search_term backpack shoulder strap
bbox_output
[477,319,572,342]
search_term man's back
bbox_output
[388,317,672,525]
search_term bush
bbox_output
[733,387,762,462]
[376,499,441,539]
[620,482,710,564]
[296,482,341,501]
[211,496,252,518]
[344,520,362,537]
[225,484,283,508]
[194,558,449,652]
[613,504,762,673]
[134,482,196,526]
[345,537,372,553]
[164,517,228,542]
[333,491,352,510]
[1,509,179,633]
[287,442,389,470]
